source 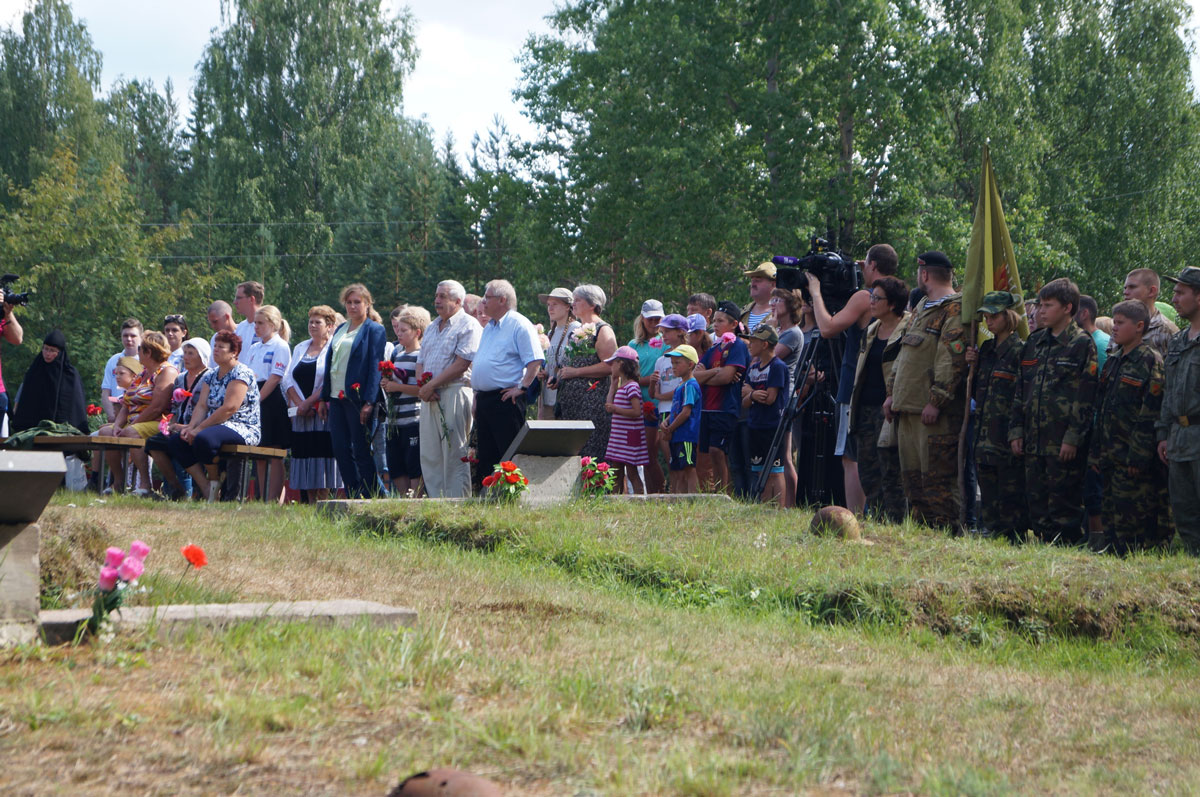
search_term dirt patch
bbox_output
[463,599,603,623]
[37,506,112,607]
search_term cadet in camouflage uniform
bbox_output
[1088,300,1165,554]
[1156,267,1200,555]
[883,251,968,530]
[967,291,1027,542]
[1009,278,1099,545]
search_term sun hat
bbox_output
[537,287,574,304]
[603,345,640,363]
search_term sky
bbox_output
[0,0,559,155]
[0,0,1199,158]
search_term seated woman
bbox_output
[167,330,261,501]
[10,329,87,435]
[146,337,212,499]
[100,331,178,495]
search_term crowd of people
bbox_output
[7,254,1200,555]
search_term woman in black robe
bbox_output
[12,330,88,434]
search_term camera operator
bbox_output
[0,299,24,430]
[804,243,899,513]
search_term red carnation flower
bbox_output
[351,382,361,390]
[338,390,345,399]
[501,461,518,473]
[181,543,207,569]
[506,472,520,484]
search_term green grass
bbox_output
[0,494,1197,794]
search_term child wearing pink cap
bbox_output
[604,345,649,493]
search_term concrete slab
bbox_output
[0,522,39,646]
[39,599,417,645]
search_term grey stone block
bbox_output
[39,599,417,645]
[0,522,39,646]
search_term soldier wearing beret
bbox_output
[1088,300,1165,553]
[883,251,968,531]
[1009,278,1099,544]
[966,290,1027,542]
[1156,266,1200,555]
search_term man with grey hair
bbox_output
[472,279,545,482]
[417,279,482,497]
[207,300,237,352]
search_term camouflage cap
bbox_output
[1163,266,1200,289]
[976,290,1023,315]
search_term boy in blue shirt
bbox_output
[662,344,701,494]
[741,325,788,505]
[694,301,750,493]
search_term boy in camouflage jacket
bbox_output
[1009,279,1099,544]
[1088,301,1166,553]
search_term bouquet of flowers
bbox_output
[642,401,657,423]
[578,456,616,495]
[481,460,529,502]
[86,403,105,432]
[565,322,599,359]
[89,540,151,636]
[379,359,396,377]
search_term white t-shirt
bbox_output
[100,351,124,393]
[653,352,682,414]
[167,347,184,371]
[246,336,291,383]
[234,318,260,349]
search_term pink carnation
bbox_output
[116,556,144,583]
[649,336,664,348]
[104,547,125,568]
[98,566,119,592]
[580,456,592,467]
[720,332,737,344]
[129,540,151,561]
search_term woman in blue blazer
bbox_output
[320,283,387,497]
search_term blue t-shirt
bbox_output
[698,338,750,416]
[1092,328,1111,371]
[669,378,701,443]
[746,357,788,429]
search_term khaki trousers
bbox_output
[896,411,963,530]
[419,383,474,498]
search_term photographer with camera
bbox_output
[0,293,24,431]
[804,243,899,513]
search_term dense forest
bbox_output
[1,0,1197,397]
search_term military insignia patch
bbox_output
[1150,382,1163,396]
[949,340,965,355]
[1088,362,1098,375]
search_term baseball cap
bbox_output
[917,251,954,271]
[537,287,573,304]
[740,325,779,345]
[1164,267,1200,289]
[744,262,778,280]
[640,299,665,319]
[715,300,742,321]
[665,344,699,364]
[603,345,640,363]
[977,290,1023,315]
[685,313,708,333]
[657,313,689,330]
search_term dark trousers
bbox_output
[728,417,753,499]
[329,397,378,498]
[166,426,246,469]
[474,389,527,485]
[1026,454,1085,545]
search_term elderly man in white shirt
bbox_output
[416,279,482,497]
[472,279,545,481]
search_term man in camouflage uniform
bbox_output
[968,291,1027,542]
[883,251,967,530]
[1088,300,1165,554]
[1123,268,1178,357]
[1157,267,1200,555]
[1009,278,1099,545]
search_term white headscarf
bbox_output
[182,336,212,368]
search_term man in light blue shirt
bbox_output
[1076,295,1110,370]
[472,279,545,482]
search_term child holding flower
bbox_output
[382,306,431,496]
[603,346,649,494]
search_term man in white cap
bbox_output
[740,262,777,333]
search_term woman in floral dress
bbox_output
[553,284,618,459]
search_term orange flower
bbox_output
[181,544,207,569]
[506,472,520,484]
[501,461,518,473]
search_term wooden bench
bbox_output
[30,435,145,492]
[218,444,288,502]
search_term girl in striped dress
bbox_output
[603,345,648,494]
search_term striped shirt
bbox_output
[387,350,421,427]
[605,381,649,465]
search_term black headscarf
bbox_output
[12,330,88,434]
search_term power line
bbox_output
[17,246,509,264]
[135,218,469,229]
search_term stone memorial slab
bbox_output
[502,420,594,505]
[40,599,417,645]
[0,451,65,645]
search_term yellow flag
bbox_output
[962,144,1027,342]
